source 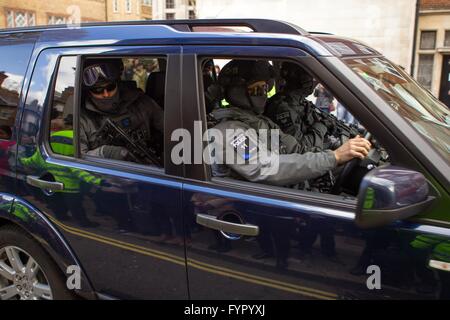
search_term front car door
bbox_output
[16,45,188,299]
[181,45,450,300]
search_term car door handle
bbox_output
[196,214,259,236]
[26,175,64,191]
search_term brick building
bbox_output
[0,0,107,28]
[0,0,154,29]
[415,0,450,106]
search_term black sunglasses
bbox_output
[90,82,117,94]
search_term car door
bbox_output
[180,45,450,300]
[16,46,189,299]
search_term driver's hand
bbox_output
[333,135,371,165]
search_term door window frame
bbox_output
[40,46,183,180]
[180,45,426,213]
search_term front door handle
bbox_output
[196,214,259,236]
[26,175,64,192]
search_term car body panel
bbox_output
[0,20,447,299]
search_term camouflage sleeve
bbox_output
[211,121,336,187]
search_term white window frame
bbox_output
[113,0,119,13]
[126,0,132,13]
[5,9,36,28]
[48,15,67,25]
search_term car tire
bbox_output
[0,224,76,300]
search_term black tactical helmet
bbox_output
[83,58,124,88]
[218,60,275,114]
[280,62,314,96]
[219,60,275,89]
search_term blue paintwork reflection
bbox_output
[183,183,448,299]
[16,47,188,299]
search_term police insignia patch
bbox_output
[230,133,257,161]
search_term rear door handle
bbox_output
[196,214,259,236]
[26,175,64,191]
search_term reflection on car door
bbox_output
[181,45,450,300]
[16,46,188,299]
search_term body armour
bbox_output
[265,90,329,153]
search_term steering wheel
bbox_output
[330,132,372,195]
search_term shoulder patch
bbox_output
[230,133,258,161]
[275,111,293,129]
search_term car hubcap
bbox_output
[0,246,53,300]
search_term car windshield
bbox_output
[344,57,450,162]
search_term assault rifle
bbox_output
[309,106,362,143]
[99,118,163,167]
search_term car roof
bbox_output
[0,19,381,58]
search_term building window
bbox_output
[417,54,434,89]
[126,0,132,13]
[166,13,175,19]
[445,30,450,47]
[142,0,151,5]
[189,10,195,19]
[5,9,36,28]
[113,0,119,13]
[48,15,67,25]
[166,0,175,9]
[188,0,196,6]
[420,31,437,50]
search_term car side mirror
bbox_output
[355,165,435,228]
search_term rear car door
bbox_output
[181,45,450,300]
[16,45,188,299]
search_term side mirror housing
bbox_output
[355,165,435,228]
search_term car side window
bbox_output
[200,57,387,197]
[49,56,77,157]
[79,56,165,168]
[0,39,35,140]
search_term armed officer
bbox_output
[80,58,164,164]
[265,61,340,153]
[209,59,371,187]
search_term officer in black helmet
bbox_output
[80,58,164,163]
[209,59,371,186]
[265,61,338,153]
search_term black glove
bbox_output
[100,145,130,160]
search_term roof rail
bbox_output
[0,19,308,36]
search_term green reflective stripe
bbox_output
[432,242,450,262]
[363,187,375,209]
[411,235,447,249]
[75,170,101,186]
[50,135,73,145]
[50,130,74,156]
[267,85,276,98]
[50,142,74,157]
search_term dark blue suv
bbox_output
[0,19,448,300]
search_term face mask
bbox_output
[90,90,121,113]
[226,85,268,114]
[248,95,267,115]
